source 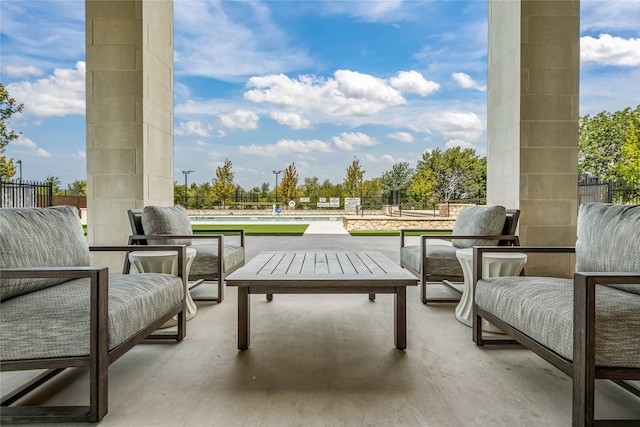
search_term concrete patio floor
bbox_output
[2,234,639,426]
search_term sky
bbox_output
[1,0,639,190]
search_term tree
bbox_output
[44,176,63,195]
[279,163,299,205]
[343,157,365,197]
[66,179,86,196]
[414,147,486,202]
[0,83,24,180]
[409,159,436,202]
[579,105,640,182]
[211,159,235,208]
[260,182,270,196]
[380,162,414,203]
[614,121,640,183]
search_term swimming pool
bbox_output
[191,215,343,223]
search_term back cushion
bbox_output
[452,205,507,248]
[141,205,193,246]
[576,203,640,273]
[0,206,90,300]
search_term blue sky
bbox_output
[1,1,639,190]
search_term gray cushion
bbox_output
[189,242,245,279]
[476,276,640,368]
[141,205,193,246]
[452,206,506,248]
[0,273,183,361]
[401,243,462,278]
[0,206,90,300]
[576,203,640,295]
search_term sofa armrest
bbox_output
[1,266,110,371]
[472,246,575,285]
[129,229,246,248]
[92,244,187,283]
[400,229,453,248]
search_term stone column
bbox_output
[86,0,174,268]
[487,0,579,276]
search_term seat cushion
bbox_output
[576,203,640,295]
[476,276,640,368]
[141,205,193,246]
[189,242,245,279]
[401,242,463,278]
[0,206,89,300]
[0,273,183,361]
[452,205,506,249]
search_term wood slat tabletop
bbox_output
[226,251,417,287]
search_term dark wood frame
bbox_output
[1,245,188,423]
[471,245,640,426]
[400,209,520,304]
[125,209,246,303]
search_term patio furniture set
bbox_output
[1,203,638,425]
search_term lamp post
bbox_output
[16,160,22,182]
[272,170,283,203]
[182,170,194,207]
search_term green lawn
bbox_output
[192,224,307,236]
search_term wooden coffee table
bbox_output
[226,251,418,351]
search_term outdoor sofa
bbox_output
[473,202,640,426]
[0,206,188,423]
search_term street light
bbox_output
[272,170,283,203]
[182,170,194,207]
[16,159,22,182]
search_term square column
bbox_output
[86,0,174,268]
[487,0,580,276]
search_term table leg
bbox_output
[238,287,250,350]
[394,286,407,350]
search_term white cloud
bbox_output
[219,109,259,130]
[581,34,640,67]
[13,136,53,158]
[452,72,487,92]
[445,139,476,150]
[174,1,312,80]
[195,141,208,147]
[581,1,640,34]
[239,139,332,158]
[2,64,43,78]
[34,148,53,158]
[270,111,311,129]
[387,131,414,143]
[13,137,38,149]
[175,120,213,137]
[244,70,406,116]
[217,130,227,138]
[362,154,397,164]
[6,61,85,118]
[414,111,484,142]
[73,151,86,159]
[332,132,378,151]
[389,70,440,96]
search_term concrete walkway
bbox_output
[303,220,349,235]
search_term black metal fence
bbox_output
[0,180,53,208]
[578,177,639,205]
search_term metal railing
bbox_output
[1,180,53,208]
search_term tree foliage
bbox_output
[380,162,414,203]
[579,105,640,182]
[211,159,235,207]
[343,157,365,197]
[0,83,24,180]
[279,163,299,204]
[66,179,86,196]
[413,147,486,202]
